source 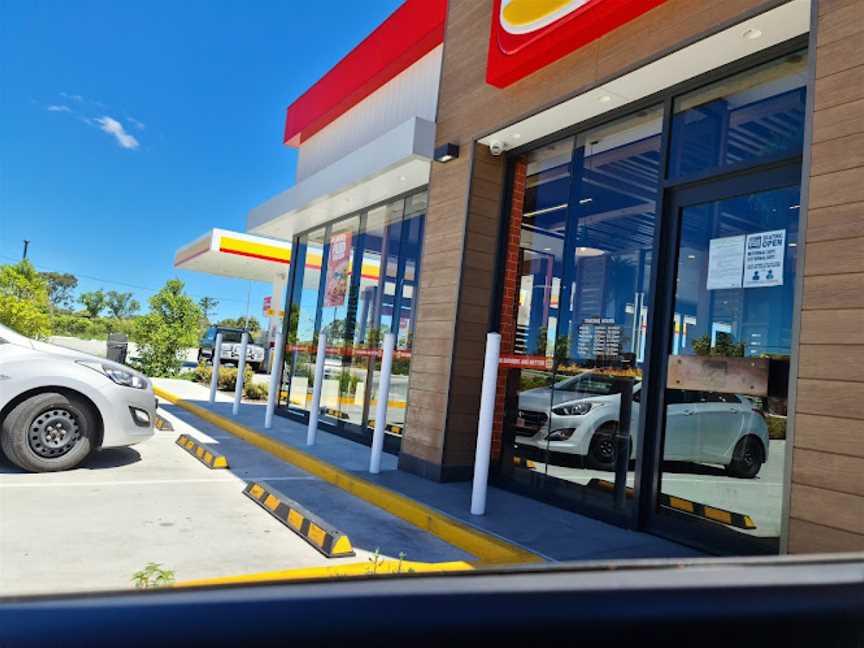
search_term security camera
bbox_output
[488,140,505,156]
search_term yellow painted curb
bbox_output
[175,559,476,588]
[154,385,543,566]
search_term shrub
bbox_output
[192,363,212,384]
[191,364,255,393]
[244,381,269,401]
[216,366,254,392]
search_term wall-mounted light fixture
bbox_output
[433,143,460,163]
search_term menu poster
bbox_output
[323,231,352,307]
[706,235,745,290]
[743,229,785,288]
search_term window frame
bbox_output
[491,37,810,554]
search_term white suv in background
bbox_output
[198,326,265,372]
[515,372,770,478]
[0,323,156,472]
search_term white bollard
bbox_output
[209,332,223,404]
[264,330,285,429]
[232,331,249,416]
[470,333,501,516]
[369,333,395,474]
[306,332,327,446]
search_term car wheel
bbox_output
[727,436,764,479]
[586,423,617,471]
[1,392,97,473]
[249,362,261,373]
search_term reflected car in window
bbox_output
[515,373,769,478]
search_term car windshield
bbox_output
[221,330,244,343]
[555,373,639,396]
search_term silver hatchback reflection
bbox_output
[515,373,770,478]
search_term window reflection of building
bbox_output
[500,50,808,549]
[280,190,427,447]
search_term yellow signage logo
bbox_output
[500,0,589,34]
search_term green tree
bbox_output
[217,316,260,334]
[78,289,106,318]
[132,279,202,376]
[41,271,78,311]
[0,261,52,339]
[692,332,745,358]
[198,297,219,322]
[105,290,140,318]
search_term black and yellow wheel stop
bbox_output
[368,421,404,436]
[175,434,229,469]
[586,478,756,530]
[244,481,355,559]
[154,414,174,431]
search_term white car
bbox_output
[515,372,769,478]
[0,323,156,472]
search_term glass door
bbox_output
[282,227,327,414]
[319,216,361,428]
[651,167,800,553]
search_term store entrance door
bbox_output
[643,163,801,555]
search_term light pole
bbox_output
[22,240,30,260]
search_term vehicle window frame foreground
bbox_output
[1,555,862,647]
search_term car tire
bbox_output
[1,392,97,473]
[727,436,764,479]
[586,423,617,471]
[248,362,261,373]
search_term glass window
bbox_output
[279,191,426,445]
[353,199,405,434]
[320,216,361,425]
[659,183,800,543]
[504,107,662,511]
[668,51,807,179]
[283,227,326,412]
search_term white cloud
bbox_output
[46,105,71,112]
[94,116,139,150]
[60,92,84,103]
[127,116,145,130]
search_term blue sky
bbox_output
[0,0,402,322]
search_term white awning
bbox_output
[246,116,434,240]
[173,229,291,282]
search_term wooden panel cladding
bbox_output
[401,0,781,477]
[788,0,864,553]
[444,145,506,467]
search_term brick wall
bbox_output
[491,159,527,460]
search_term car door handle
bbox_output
[681,409,695,415]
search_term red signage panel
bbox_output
[486,0,667,88]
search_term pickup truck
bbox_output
[197,326,265,372]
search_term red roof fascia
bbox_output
[283,0,447,147]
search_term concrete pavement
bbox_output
[0,392,472,596]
